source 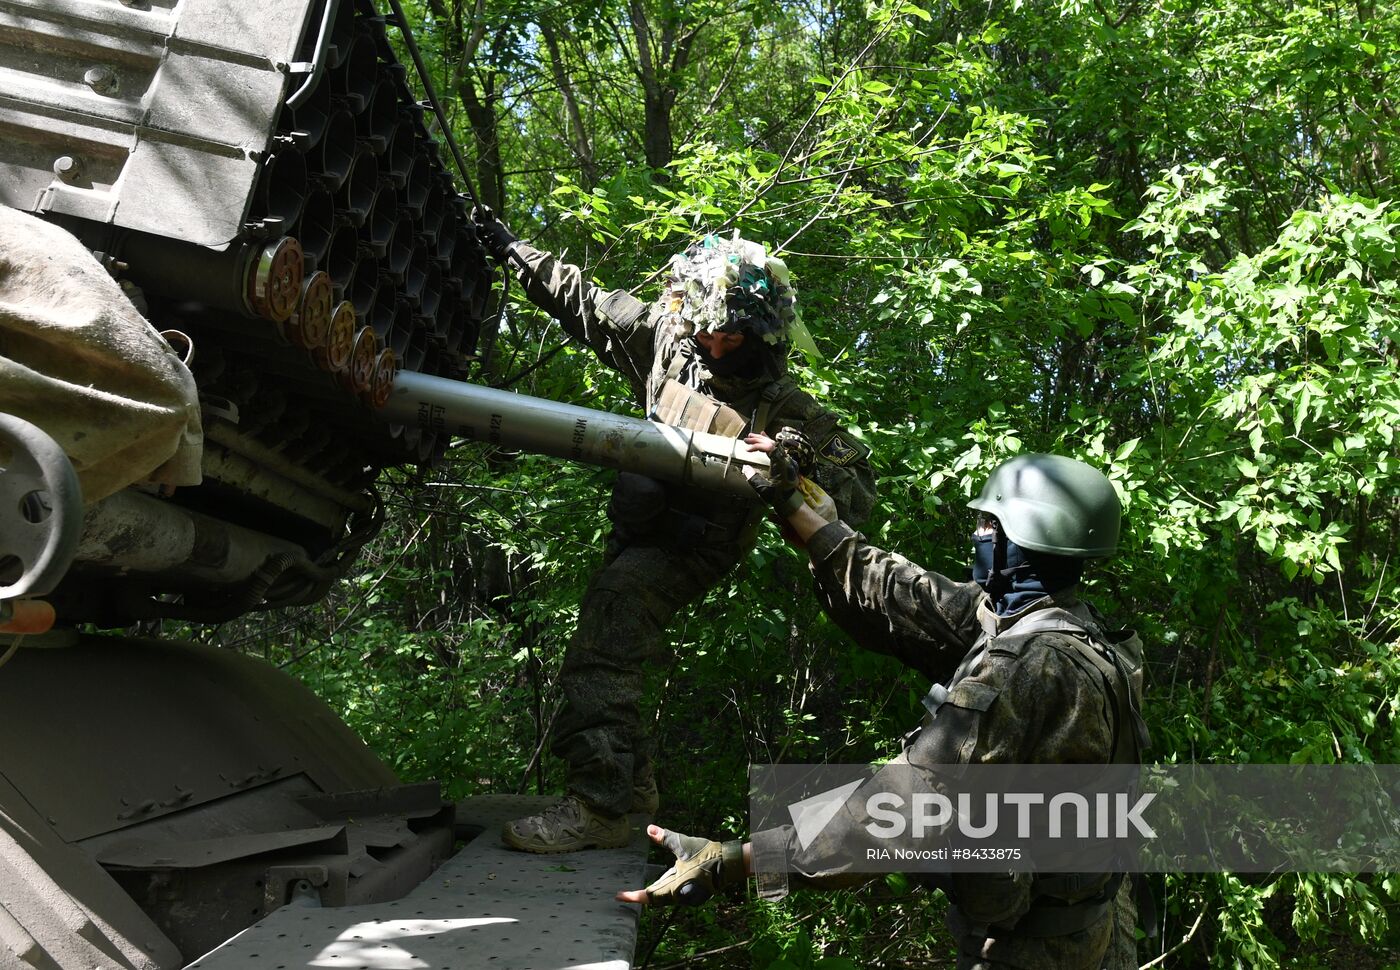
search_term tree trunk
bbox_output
[458,72,504,212]
[626,0,672,172]
[540,21,599,190]
[426,0,502,211]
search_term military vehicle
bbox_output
[0,1,770,967]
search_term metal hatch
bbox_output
[0,0,318,245]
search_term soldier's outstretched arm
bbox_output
[616,824,749,906]
[745,459,978,678]
[472,208,653,381]
[805,520,981,679]
[615,818,875,906]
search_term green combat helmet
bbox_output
[968,454,1121,558]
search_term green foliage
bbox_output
[231,0,1400,965]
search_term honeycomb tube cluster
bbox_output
[157,0,496,474]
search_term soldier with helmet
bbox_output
[471,211,876,853]
[619,448,1149,970]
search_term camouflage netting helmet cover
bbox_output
[968,454,1122,558]
[659,233,817,356]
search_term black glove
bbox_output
[471,205,517,261]
[643,829,745,906]
[746,439,804,516]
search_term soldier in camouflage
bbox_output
[619,450,1149,970]
[472,211,876,853]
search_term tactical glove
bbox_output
[471,205,518,261]
[773,426,816,474]
[643,828,746,906]
[746,439,804,516]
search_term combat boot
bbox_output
[502,796,631,853]
[630,773,659,815]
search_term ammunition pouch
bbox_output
[650,379,748,437]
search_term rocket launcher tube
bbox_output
[384,370,769,499]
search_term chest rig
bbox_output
[915,601,1152,939]
[647,341,797,439]
[606,346,798,552]
[919,603,1147,764]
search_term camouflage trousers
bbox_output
[549,536,746,817]
[948,878,1138,969]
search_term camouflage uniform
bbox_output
[505,242,877,817]
[750,520,1146,970]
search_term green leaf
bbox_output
[1294,384,1311,435]
[1259,529,1277,555]
[1249,425,1266,455]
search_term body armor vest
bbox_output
[914,601,1150,938]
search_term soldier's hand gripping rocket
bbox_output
[742,431,804,515]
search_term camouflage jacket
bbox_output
[752,521,1146,963]
[505,242,876,525]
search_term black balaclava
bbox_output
[694,327,767,378]
[971,520,1083,616]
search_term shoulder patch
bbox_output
[818,430,871,467]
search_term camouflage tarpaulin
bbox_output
[0,206,202,503]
